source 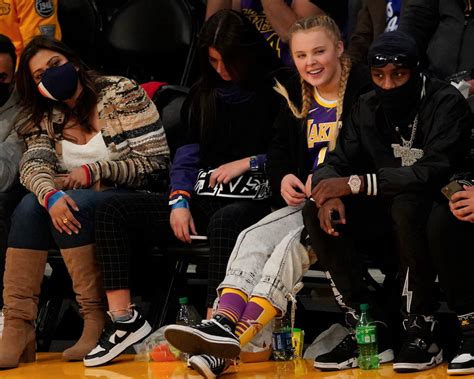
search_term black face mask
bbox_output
[0,82,11,107]
[37,62,79,101]
[374,72,423,126]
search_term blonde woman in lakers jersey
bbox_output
[164,15,372,377]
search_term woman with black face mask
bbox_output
[0,36,170,369]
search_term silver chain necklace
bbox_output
[391,75,426,166]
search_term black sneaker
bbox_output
[314,323,394,371]
[83,309,152,367]
[448,313,474,375]
[164,319,240,359]
[314,333,359,371]
[393,315,443,373]
[188,354,230,379]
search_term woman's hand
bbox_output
[48,195,81,235]
[170,208,197,243]
[317,197,346,237]
[305,174,313,197]
[63,167,89,190]
[280,174,306,206]
[209,158,249,189]
[450,186,474,222]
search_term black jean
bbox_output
[303,193,437,323]
[427,201,474,315]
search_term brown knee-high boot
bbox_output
[0,248,48,369]
[61,244,106,361]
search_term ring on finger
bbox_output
[63,217,69,224]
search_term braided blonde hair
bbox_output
[274,15,352,150]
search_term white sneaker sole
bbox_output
[314,349,394,371]
[447,366,474,375]
[393,349,443,372]
[83,321,152,367]
[164,325,241,359]
[189,356,217,379]
[314,357,357,371]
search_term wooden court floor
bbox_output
[0,353,472,379]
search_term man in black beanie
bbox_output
[303,30,472,372]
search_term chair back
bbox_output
[152,84,190,160]
[58,0,103,68]
[102,0,199,85]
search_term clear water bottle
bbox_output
[271,313,293,361]
[356,303,379,370]
[175,297,202,361]
[176,297,202,326]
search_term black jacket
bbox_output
[267,63,372,207]
[399,0,474,79]
[313,77,472,197]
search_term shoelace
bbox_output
[198,318,232,334]
[333,334,356,353]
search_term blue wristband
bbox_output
[47,190,66,210]
[171,198,189,210]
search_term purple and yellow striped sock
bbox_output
[235,296,277,347]
[214,288,248,326]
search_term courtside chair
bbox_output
[58,0,103,69]
[101,0,200,86]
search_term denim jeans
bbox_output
[218,204,312,314]
[0,181,28,307]
[8,189,131,250]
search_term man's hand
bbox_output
[170,208,197,243]
[281,174,306,206]
[209,158,249,189]
[317,197,346,237]
[450,186,474,222]
[312,177,352,207]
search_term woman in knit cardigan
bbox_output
[0,36,169,369]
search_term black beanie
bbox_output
[368,30,419,69]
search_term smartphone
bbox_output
[441,180,465,200]
[330,209,343,228]
[329,209,344,233]
[190,235,208,241]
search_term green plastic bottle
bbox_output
[356,303,380,369]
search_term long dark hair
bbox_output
[15,36,99,137]
[189,9,283,140]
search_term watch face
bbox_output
[348,175,361,193]
[349,176,360,186]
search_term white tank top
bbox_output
[60,132,110,171]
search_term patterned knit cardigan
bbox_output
[20,75,170,206]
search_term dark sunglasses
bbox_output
[370,54,413,68]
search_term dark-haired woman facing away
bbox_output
[0,36,169,369]
[83,9,289,367]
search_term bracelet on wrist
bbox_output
[47,190,66,210]
[171,198,190,210]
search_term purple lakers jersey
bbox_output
[306,89,337,170]
[241,0,293,66]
